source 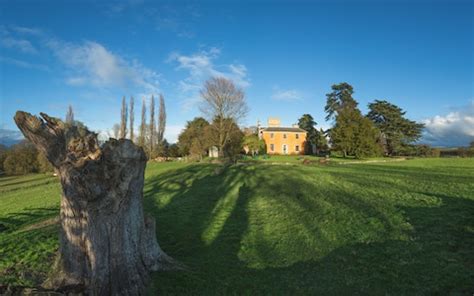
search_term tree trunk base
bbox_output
[14,111,183,295]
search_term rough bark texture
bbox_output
[14,111,176,295]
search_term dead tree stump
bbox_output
[14,111,176,295]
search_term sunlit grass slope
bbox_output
[1,159,473,294]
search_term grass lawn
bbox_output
[1,158,473,294]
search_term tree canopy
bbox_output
[367,100,424,155]
[200,77,248,157]
[178,117,210,158]
[324,82,358,121]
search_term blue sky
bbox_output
[0,0,473,146]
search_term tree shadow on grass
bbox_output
[0,207,59,287]
[0,207,58,233]
[144,163,474,295]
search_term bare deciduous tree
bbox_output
[65,105,74,124]
[129,96,135,142]
[157,94,166,146]
[120,96,128,139]
[200,77,248,157]
[138,98,147,147]
[14,111,179,294]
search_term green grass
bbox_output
[1,158,473,294]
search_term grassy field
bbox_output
[1,158,473,294]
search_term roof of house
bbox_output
[261,127,307,133]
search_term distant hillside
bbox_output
[0,129,23,147]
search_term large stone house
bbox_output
[259,118,307,155]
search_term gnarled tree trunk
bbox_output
[14,111,176,295]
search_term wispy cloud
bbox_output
[10,25,44,36]
[422,101,474,147]
[0,56,49,71]
[0,25,41,54]
[271,86,303,101]
[102,2,200,39]
[1,37,38,54]
[47,40,160,93]
[168,47,250,111]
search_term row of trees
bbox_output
[112,95,167,158]
[176,79,429,160]
[325,83,424,158]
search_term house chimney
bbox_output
[268,117,280,127]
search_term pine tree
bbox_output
[367,100,424,155]
[324,82,358,121]
[298,114,318,154]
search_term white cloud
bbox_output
[169,47,250,110]
[47,40,160,93]
[0,37,38,54]
[271,86,303,101]
[165,124,184,143]
[422,101,474,147]
[10,26,43,36]
[0,56,49,71]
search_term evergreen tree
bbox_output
[178,117,210,158]
[325,83,380,158]
[367,100,424,155]
[297,114,318,154]
[324,82,358,121]
[330,107,381,158]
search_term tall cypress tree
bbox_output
[119,96,128,139]
[149,95,155,156]
[157,94,166,147]
[129,97,134,142]
[138,98,147,147]
[65,105,74,124]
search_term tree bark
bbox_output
[14,111,177,295]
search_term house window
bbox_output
[295,145,300,152]
[270,144,274,151]
[295,133,299,139]
[283,133,287,139]
[270,133,274,138]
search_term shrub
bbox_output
[3,142,39,175]
[37,151,54,173]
